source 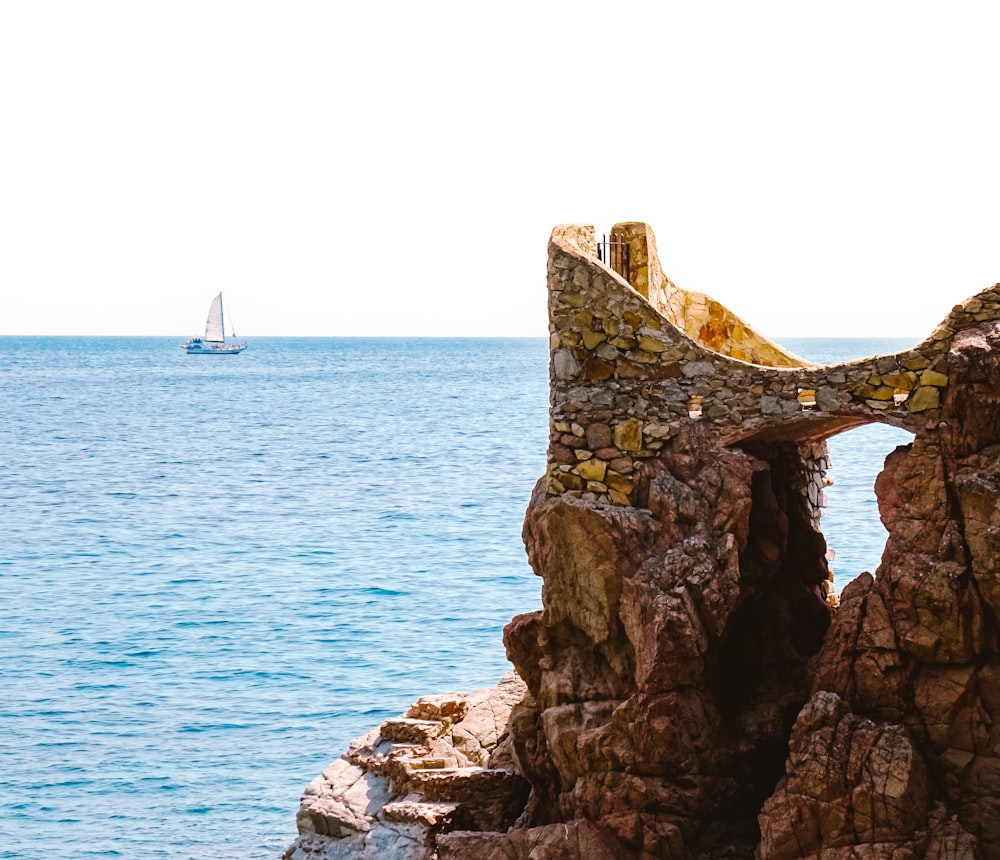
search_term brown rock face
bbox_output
[781,322,1000,860]
[502,430,838,858]
[759,691,931,855]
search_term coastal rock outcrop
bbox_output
[286,223,1000,858]
[285,671,529,860]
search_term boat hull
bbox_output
[181,340,247,354]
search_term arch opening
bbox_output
[821,422,915,590]
[711,440,833,822]
[710,422,914,831]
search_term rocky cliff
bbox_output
[286,223,1000,859]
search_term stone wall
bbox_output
[546,222,984,512]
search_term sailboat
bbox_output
[181,293,247,354]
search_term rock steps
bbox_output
[285,671,530,860]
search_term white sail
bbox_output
[204,293,225,343]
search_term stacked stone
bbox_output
[801,440,838,603]
[849,350,949,412]
[544,222,996,509]
[801,441,831,530]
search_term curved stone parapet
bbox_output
[546,222,997,508]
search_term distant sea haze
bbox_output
[0,336,913,858]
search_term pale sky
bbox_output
[3,2,1000,339]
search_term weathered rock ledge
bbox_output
[286,223,1000,859]
[284,671,530,859]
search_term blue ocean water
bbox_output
[0,336,914,858]
[781,338,915,588]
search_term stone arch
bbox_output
[731,406,919,575]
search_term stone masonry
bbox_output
[546,222,968,513]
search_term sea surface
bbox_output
[1,336,914,859]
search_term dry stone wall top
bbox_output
[546,222,996,509]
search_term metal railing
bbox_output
[596,234,631,285]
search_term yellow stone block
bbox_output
[577,458,607,482]
[853,383,876,399]
[638,335,667,353]
[902,355,931,371]
[880,373,912,390]
[561,292,586,308]
[549,333,560,349]
[920,369,949,387]
[582,331,607,350]
[623,311,643,329]
[576,310,594,328]
[613,419,644,452]
[871,386,895,401]
[561,331,580,346]
[608,489,631,506]
[558,471,586,491]
[605,471,634,495]
[908,386,940,412]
